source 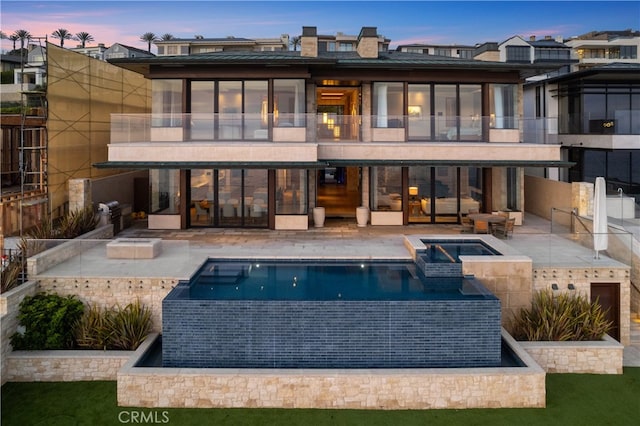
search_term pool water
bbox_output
[189,260,489,301]
[420,239,501,263]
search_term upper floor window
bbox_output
[620,45,637,59]
[152,79,182,127]
[338,42,354,51]
[435,48,452,57]
[372,82,404,128]
[458,49,474,59]
[584,49,605,59]
[535,48,570,61]
[506,46,530,62]
[490,84,518,129]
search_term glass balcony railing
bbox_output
[110,113,558,144]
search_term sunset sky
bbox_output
[2,0,639,53]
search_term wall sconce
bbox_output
[568,283,575,290]
[551,283,559,290]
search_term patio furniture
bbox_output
[492,218,515,239]
[468,213,506,234]
[458,212,474,233]
[473,219,489,234]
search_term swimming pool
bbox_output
[162,258,502,369]
[188,260,488,301]
[419,239,501,263]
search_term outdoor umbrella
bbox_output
[593,176,608,259]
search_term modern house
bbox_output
[154,34,290,56]
[395,43,476,59]
[102,26,566,231]
[523,62,640,215]
[565,30,640,72]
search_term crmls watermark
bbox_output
[118,410,170,424]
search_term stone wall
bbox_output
[532,266,631,346]
[119,332,546,409]
[462,256,533,329]
[0,281,38,385]
[519,334,623,374]
[5,350,132,381]
[34,276,176,333]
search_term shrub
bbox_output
[74,300,153,351]
[108,300,153,350]
[11,293,85,350]
[510,289,612,341]
[74,304,114,350]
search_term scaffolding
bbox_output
[0,36,48,238]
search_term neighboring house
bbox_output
[104,43,155,60]
[0,54,22,74]
[565,30,640,71]
[499,35,574,70]
[524,62,640,213]
[155,34,290,56]
[13,44,46,86]
[69,43,108,60]
[396,43,476,59]
[103,26,565,231]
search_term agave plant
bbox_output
[74,304,115,350]
[510,289,612,341]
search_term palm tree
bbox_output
[51,28,72,47]
[74,32,94,48]
[9,34,19,50]
[13,29,31,50]
[160,33,175,41]
[290,36,301,51]
[140,32,158,53]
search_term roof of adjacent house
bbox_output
[527,62,640,85]
[108,49,560,79]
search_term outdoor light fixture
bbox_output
[568,283,576,290]
[551,283,559,290]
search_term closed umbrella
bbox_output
[593,177,608,259]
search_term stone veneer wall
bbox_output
[462,256,533,329]
[34,277,176,333]
[519,334,623,374]
[0,281,38,385]
[5,350,132,381]
[531,266,631,346]
[118,331,546,409]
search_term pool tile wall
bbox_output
[162,285,501,369]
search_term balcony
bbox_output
[105,114,564,167]
[111,113,555,144]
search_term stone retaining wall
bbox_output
[519,334,623,374]
[5,350,132,382]
[117,331,546,409]
[0,281,38,385]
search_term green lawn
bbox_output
[2,368,639,426]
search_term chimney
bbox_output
[529,35,536,42]
[357,27,379,58]
[300,26,318,57]
[544,35,552,40]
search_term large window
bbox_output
[559,82,640,135]
[534,48,570,61]
[408,84,431,139]
[152,80,182,127]
[506,46,530,62]
[490,84,518,129]
[274,79,305,127]
[370,166,402,212]
[190,81,215,139]
[372,82,404,128]
[244,81,268,139]
[434,84,457,139]
[150,169,180,214]
[276,169,308,214]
